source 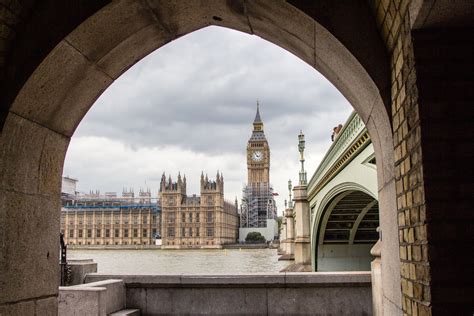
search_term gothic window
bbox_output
[87,229,92,238]
[143,215,148,224]
[78,215,83,225]
[152,215,156,224]
[133,229,138,238]
[69,229,74,238]
[143,229,147,237]
[78,229,83,238]
[167,227,175,237]
[96,229,101,238]
[114,214,120,224]
[206,228,214,237]
[207,212,213,223]
[182,227,186,237]
[168,213,175,223]
[133,215,138,225]
[196,227,200,237]
[188,227,192,237]
[124,229,129,238]
[189,213,193,222]
[115,229,119,238]
[105,229,110,238]
[196,212,200,223]
[87,215,93,225]
[182,212,186,223]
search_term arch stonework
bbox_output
[1,0,471,314]
[1,1,397,313]
[313,189,379,272]
[310,182,377,269]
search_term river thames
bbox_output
[69,248,290,274]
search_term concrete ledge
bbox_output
[85,272,371,288]
[58,287,106,315]
[60,279,125,315]
[85,272,371,315]
[68,258,98,285]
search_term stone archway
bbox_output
[314,189,379,272]
[0,0,399,313]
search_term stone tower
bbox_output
[246,102,270,185]
[240,102,277,234]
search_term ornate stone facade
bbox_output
[160,172,239,249]
[61,205,160,246]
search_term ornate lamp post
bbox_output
[298,131,307,185]
[288,179,293,208]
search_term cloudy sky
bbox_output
[63,26,352,215]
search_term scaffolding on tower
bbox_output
[240,183,277,228]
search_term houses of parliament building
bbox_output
[60,103,274,248]
[60,172,239,249]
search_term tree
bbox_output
[245,232,266,244]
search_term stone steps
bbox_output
[110,309,141,315]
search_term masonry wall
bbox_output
[85,273,373,315]
[370,1,474,314]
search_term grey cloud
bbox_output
[75,26,351,156]
[66,26,354,210]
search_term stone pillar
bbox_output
[293,185,311,270]
[278,218,287,254]
[285,207,295,256]
[370,239,382,316]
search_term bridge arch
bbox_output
[0,0,399,312]
[311,182,379,271]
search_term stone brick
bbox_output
[409,263,416,280]
[398,212,405,226]
[0,300,35,315]
[423,285,431,302]
[418,303,431,316]
[405,295,412,314]
[415,264,430,283]
[412,245,421,261]
[400,246,407,260]
[406,191,413,208]
[414,225,426,241]
[407,228,414,243]
[35,296,57,316]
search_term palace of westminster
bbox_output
[60,104,277,248]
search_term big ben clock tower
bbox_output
[239,101,277,234]
[247,102,270,185]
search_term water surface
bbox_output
[68,249,290,274]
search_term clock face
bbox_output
[252,151,264,162]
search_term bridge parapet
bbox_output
[308,112,370,199]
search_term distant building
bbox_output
[160,172,239,249]
[60,173,239,248]
[239,103,278,242]
[60,187,161,246]
[61,176,78,204]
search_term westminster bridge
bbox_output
[307,112,378,272]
